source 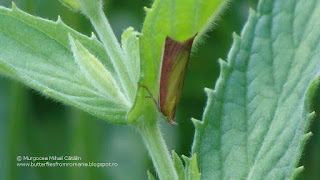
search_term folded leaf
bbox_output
[172,151,186,180]
[182,154,201,180]
[193,0,320,179]
[121,27,140,100]
[0,3,128,124]
[69,36,130,107]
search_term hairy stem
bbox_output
[137,120,178,180]
[84,4,134,101]
[79,1,177,178]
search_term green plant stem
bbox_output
[137,120,178,180]
[85,5,134,101]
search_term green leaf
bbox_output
[299,76,320,179]
[182,154,201,180]
[147,170,156,180]
[69,35,130,107]
[128,0,230,122]
[193,0,320,179]
[172,150,186,180]
[121,27,140,89]
[0,3,128,124]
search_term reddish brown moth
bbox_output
[139,34,197,125]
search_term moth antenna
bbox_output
[137,83,160,111]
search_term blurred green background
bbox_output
[0,0,318,179]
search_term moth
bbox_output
[139,34,197,125]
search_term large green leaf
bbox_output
[0,3,128,124]
[193,0,320,179]
[128,0,230,122]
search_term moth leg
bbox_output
[137,83,160,111]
